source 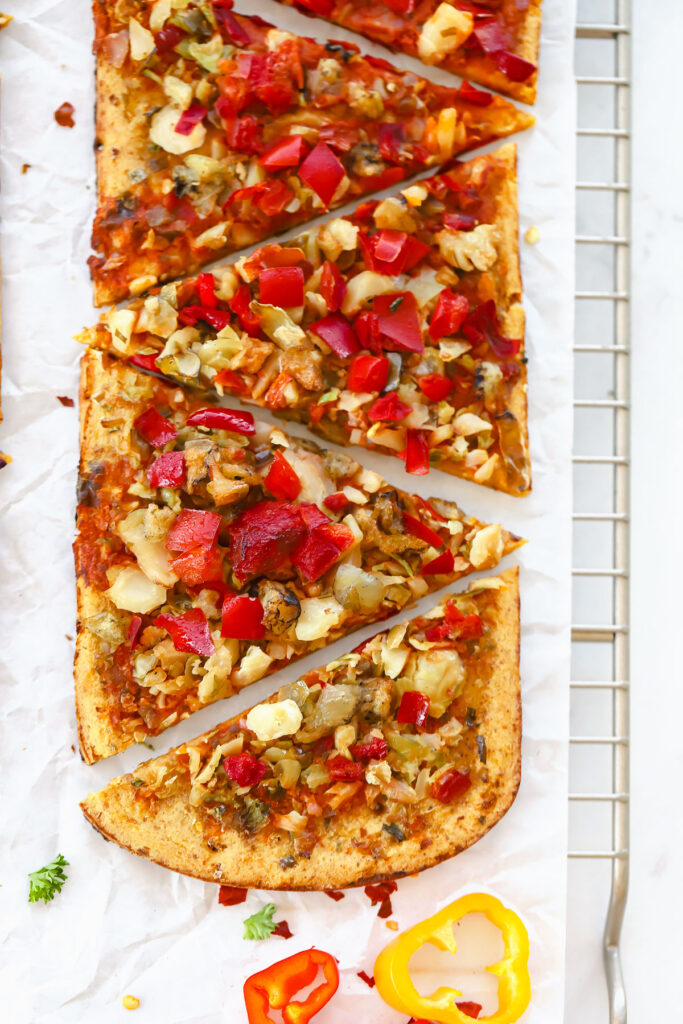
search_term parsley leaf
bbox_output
[243,903,277,940]
[28,854,69,904]
[389,296,404,313]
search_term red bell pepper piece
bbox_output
[374,293,424,353]
[129,352,162,374]
[396,690,430,727]
[264,451,302,501]
[444,212,477,232]
[259,266,304,308]
[310,313,360,358]
[128,615,142,649]
[418,373,455,402]
[227,179,294,216]
[367,391,412,422]
[323,492,351,514]
[165,509,222,552]
[458,79,494,106]
[326,755,364,782]
[471,18,506,55]
[402,513,443,548]
[218,885,248,906]
[295,0,334,15]
[292,522,354,582]
[134,407,178,448]
[228,501,307,580]
[384,0,416,11]
[425,604,484,642]
[243,948,339,1024]
[404,429,430,476]
[298,142,346,207]
[174,102,207,136]
[347,353,389,393]
[273,921,293,940]
[243,244,307,276]
[221,593,266,640]
[214,368,248,393]
[495,50,536,82]
[147,451,186,488]
[319,260,346,312]
[354,311,382,352]
[186,407,255,435]
[462,300,521,359]
[300,503,330,529]
[224,751,267,787]
[214,3,251,45]
[361,231,430,276]
[456,1002,483,1019]
[170,544,224,587]
[229,284,261,335]
[378,122,406,163]
[422,549,455,575]
[153,23,186,53]
[259,134,309,170]
[196,272,218,308]
[154,608,215,657]
[225,114,262,153]
[349,735,387,761]
[429,289,470,341]
[178,305,232,331]
[431,767,472,804]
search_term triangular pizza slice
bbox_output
[274,0,542,104]
[82,568,520,889]
[75,350,522,762]
[90,1,533,304]
[82,145,530,495]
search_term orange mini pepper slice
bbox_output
[243,948,339,1024]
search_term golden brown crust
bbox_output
[81,569,520,889]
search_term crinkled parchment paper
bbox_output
[0,1,575,1020]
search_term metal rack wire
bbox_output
[569,2,630,1021]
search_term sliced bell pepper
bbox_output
[229,284,262,335]
[154,608,215,657]
[349,735,387,761]
[291,521,354,582]
[147,450,186,488]
[154,23,186,53]
[196,272,218,308]
[361,231,430,276]
[215,367,248,393]
[225,114,262,154]
[374,893,531,1024]
[228,501,306,580]
[265,450,302,501]
[396,690,430,727]
[347,353,389,393]
[374,293,424,353]
[402,513,443,549]
[458,80,494,106]
[178,304,232,331]
[128,615,142,649]
[298,142,346,207]
[431,767,471,803]
[175,102,207,136]
[404,429,430,476]
[259,134,309,170]
[323,492,351,514]
[354,311,382,352]
[367,391,412,422]
[243,948,339,1024]
[165,509,222,552]
[319,260,346,312]
[134,406,178,448]
[221,593,266,640]
[462,301,521,359]
[130,352,162,375]
[170,544,223,587]
[224,751,267,787]
[310,313,360,358]
[259,266,304,308]
[429,290,470,341]
[422,549,456,575]
[443,213,477,232]
[186,406,255,435]
[418,374,455,402]
[495,51,536,82]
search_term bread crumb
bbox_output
[525,225,540,244]
[385,920,399,931]
[122,995,140,1010]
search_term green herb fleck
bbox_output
[465,706,478,728]
[142,69,163,85]
[382,822,407,843]
[132,778,144,787]
[243,903,277,940]
[477,735,487,764]
[28,854,69,904]
[389,296,404,314]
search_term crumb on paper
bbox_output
[385,920,399,931]
[525,225,540,244]
[0,13,12,30]
[122,995,140,1010]
[54,102,75,128]
[22,163,31,174]
[0,453,12,469]
[57,395,75,407]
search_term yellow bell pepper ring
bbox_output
[373,892,531,1024]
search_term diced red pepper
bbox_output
[374,293,424,353]
[495,50,536,82]
[361,231,430,277]
[431,767,472,803]
[228,501,306,580]
[298,142,345,207]
[364,880,397,919]
[443,212,478,232]
[129,352,162,374]
[471,18,506,55]
[196,272,218,308]
[128,615,142,649]
[134,407,178,448]
[147,450,186,488]
[221,594,265,640]
[456,1002,483,1019]
[175,102,207,136]
[327,755,364,781]
[397,691,430,727]
[402,513,443,548]
[367,391,412,422]
[178,305,232,331]
[259,134,309,170]
[154,608,215,657]
[153,23,186,53]
[323,492,351,514]
[170,545,224,587]
[429,289,470,341]
[458,80,494,106]
[422,549,455,575]
[404,429,430,476]
[214,368,248,393]
[425,604,484,642]
[225,114,262,153]
[354,311,382,353]
[300,503,330,529]
[186,407,255,435]
[218,885,248,906]
[378,122,406,163]
[165,509,222,552]
[214,1,251,44]
[325,890,345,901]
[229,284,261,335]
[295,0,334,14]
[310,313,360,358]
[418,373,455,402]
[223,751,267,787]
[264,450,302,501]
[462,300,521,359]
[272,920,293,939]
[384,0,416,12]
[347,353,389,393]
[259,266,304,308]
[292,522,354,583]
[243,244,307,277]
[319,260,346,312]
[349,735,388,761]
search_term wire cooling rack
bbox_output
[568,2,630,1021]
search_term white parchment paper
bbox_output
[0,1,575,1020]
